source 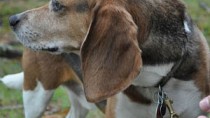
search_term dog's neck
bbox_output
[126,0,201,82]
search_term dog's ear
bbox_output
[81,4,142,102]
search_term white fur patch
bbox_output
[0,72,24,90]
[133,63,174,87]
[184,20,191,33]
[23,81,54,118]
[116,92,156,118]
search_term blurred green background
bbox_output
[0,0,209,118]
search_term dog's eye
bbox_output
[52,0,65,12]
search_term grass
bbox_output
[0,57,23,117]
[0,0,210,118]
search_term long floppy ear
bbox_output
[81,4,142,102]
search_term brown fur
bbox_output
[81,2,142,102]
[123,85,151,104]
[193,28,210,97]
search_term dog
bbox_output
[9,0,210,117]
[0,48,105,118]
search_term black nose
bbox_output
[9,15,20,27]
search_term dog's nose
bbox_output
[9,15,20,27]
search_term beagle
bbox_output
[9,0,210,118]
[0,49,101,118]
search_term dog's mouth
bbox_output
[25,43,62,54]
[41,47,59,52]
[40,46,79,54]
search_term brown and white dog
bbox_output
[0,49,100,118]
[8,0,210,117]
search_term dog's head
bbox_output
[10,0,142,102]
[9,0,89,54]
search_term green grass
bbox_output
[0,58,23,118]
[0,0,210,118]
[0,84,23,118]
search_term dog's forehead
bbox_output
[57,0,86,5]
[54,0,88,12]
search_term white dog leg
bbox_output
[23,81,54,118]
[63,84,96,118]
[0,72,24,90]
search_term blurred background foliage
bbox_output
[0,0,209,118]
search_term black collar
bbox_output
[155,19,191,87]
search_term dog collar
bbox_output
[155,19,191,118]
[155,52,186,118]
[155,19,190,88]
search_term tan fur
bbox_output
[22,49,80,90]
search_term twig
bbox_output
[0,44,22,59]
[0,104,23,110]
